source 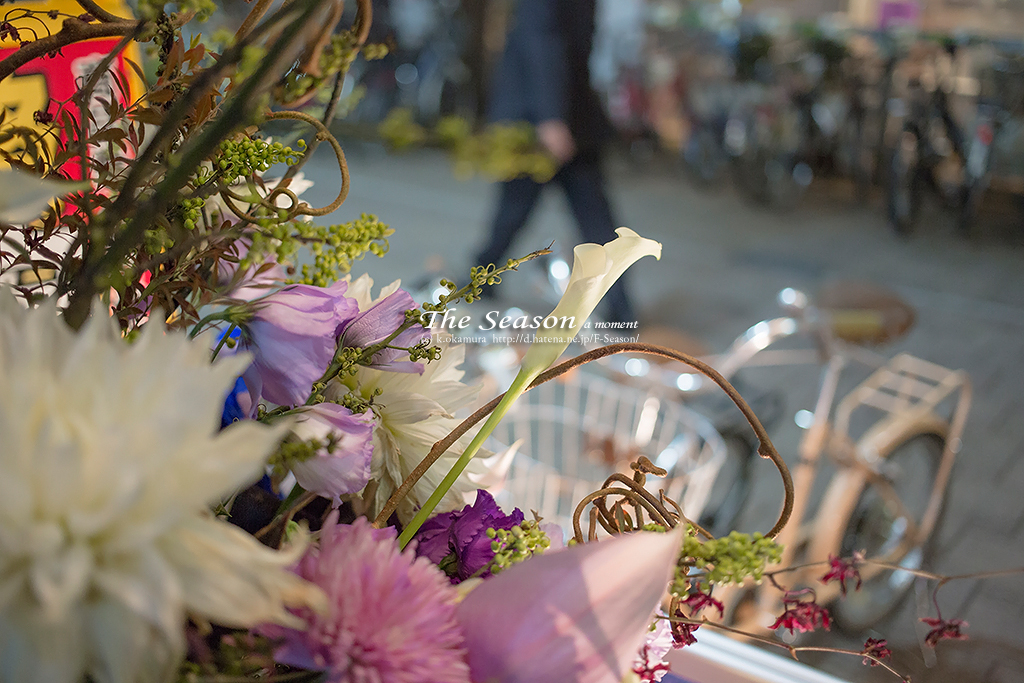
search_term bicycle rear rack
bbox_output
[833,352,971,541]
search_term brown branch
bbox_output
[264,110,349,216]
[661,615,910,682]
[352,0,373,47]
[0,17,142,83]
[280,0,371,180]
[254,490,318,545]
[74,0,129,23]
[234,0,275,42]
[603,472,710,538]
[571,487,671,543]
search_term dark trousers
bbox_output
[475,151,636,323]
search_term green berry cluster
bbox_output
[325,346,365,379]
[362,42,389,60]
[232,44,269,88]
[336,387,380,414]
[295,214,393,286]
[674,529,783,592]
[143,227,174,255]
[486,520,552,575]
[382,112,557,183]
[438,120,557,183]
[420,264,500,317]
[214,137,305,185]
[270,435,334,469]
[417,247,548,327]
[179,196,205,230]
[469,122,558,182]
[245,228,295,268]
[435,115,472,147]
[406,338,442,363]
[319,32,360,77]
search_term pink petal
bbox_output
[456,528,682,683]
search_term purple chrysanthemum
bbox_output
[262,515,471,683]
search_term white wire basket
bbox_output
[485,369,728,535]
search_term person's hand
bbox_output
[537,119,576,165]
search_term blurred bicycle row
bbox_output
[611,16,1024,236]
[284,1,1024,237]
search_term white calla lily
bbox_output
[519,227,661,382]
[397,228,661,546]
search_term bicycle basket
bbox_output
[485,369,727,535]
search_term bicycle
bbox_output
[596,282,970,634]
[884,38,968,235]
[958,44,1024,236]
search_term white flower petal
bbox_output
[0,169,87,225]
[84,599,180,683]
[383,393,453,423]
[162,516,324,629]
[0,595,86,683]
[0,294,322,681]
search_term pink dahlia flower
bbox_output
[262,515,471,683]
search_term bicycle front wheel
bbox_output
[830,432,946,634]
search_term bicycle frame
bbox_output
[601,295,971,631]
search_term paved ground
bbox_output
[300,141,1024,683]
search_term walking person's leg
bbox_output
[557,151,638,324]
[475,176,545,271]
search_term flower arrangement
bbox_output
[0,3,1019,683]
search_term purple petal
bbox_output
[244,281,358,406]
[415,511,459,564]
[343,289,416,347]
[457,528,682,683]
[290,404,375,505]
[248,320,336,406]
[342,288,430,373]
[457,533,498,580]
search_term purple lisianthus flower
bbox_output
[243,280,358,407]
[416,489,524,583]
[341,288,429,373]
[290,403,376,506]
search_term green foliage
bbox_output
[674,529,783,591]
[486,520,552,575]
[294,214,393,286]
[277,32,388,105]
[378,108,428,151]
[378,109,557,182]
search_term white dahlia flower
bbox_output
[0,295,324,683]
[328,276,493,522]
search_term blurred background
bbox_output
[277,1,1024,681]
[279,1,1024,681]
[8,0,1019,680]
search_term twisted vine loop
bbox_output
[374,342,793,542]
[217,110,350,225]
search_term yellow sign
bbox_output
[1,0,145,171]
